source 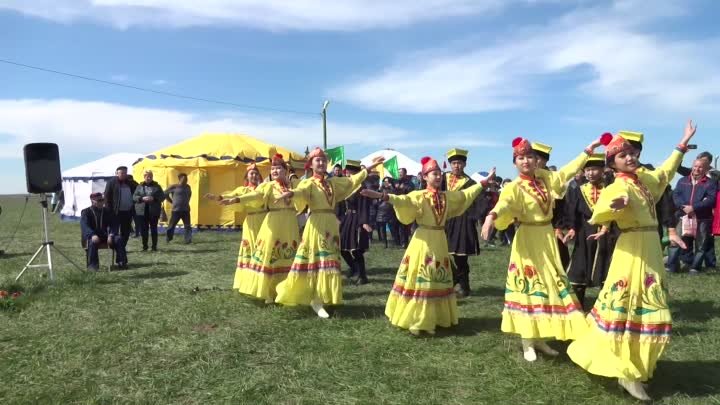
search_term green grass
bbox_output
[1,195,719,405]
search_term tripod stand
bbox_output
[16,194,83,281]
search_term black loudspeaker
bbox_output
[24,143,62,193]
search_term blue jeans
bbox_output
[87,235,127,268]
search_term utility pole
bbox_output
[321,100,330,150]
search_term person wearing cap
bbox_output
[532,142,572,270]
[481,135,605,362]
[442,148,482,298]
[205,162,266,292]
[563,154,618,311]
[361,157,492,335]
[273,148,385,318]
[567,121,697,401]
[339,160,374,285]
[133,170,165,252]
[223,153,300,303]
[80,192,127,270]
[103,166,138,245]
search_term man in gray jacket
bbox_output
[133,170,165,251]
[165,173,193,244]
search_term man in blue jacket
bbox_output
[669,158,717,274]
[81,192,128,270]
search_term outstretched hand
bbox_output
[683,119,697,142]
[204,193,222,201]
[669,233,688,250]
[587,231,606,241]
[360,189,383,199]
[610,196,629,211]
[365,156,386,171]
[481,217,495,241]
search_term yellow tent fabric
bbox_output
[132,133,305,229]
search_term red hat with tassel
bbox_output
[421,156,440,175]
[512,137,533,159]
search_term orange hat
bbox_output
[604,133,632,160]
[420,156,440,174]
[305,147,327,169]
[512,137,533,159]
[270,153,286,167]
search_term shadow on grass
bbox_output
[127,270,189,280]
[434,316,502,337]
[0,252,34,259]
[652,360,720,398]
[671,299,719,322]
[332,303,387,319]
[343,289,391,299]
[161,248,223,254]
[368,267,399,277]
[126,262,170,270]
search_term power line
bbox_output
[0,58,320,117]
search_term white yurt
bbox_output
[360,149,422,176]
[60,153,143,219]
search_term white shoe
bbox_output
[311,298,330,319]
[534,341,559,356]
[521,339,537,362]
[264,297,274,304]
[618,378,651,401]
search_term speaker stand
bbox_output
[16,195,83,282]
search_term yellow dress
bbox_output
[275,171,367,306]
[567,150,683,381]
[227,185,267,291]
[385,185,483,333]
[491,152,589,340]
[232,179,300,300]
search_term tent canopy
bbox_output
[61,152,144,219]
[360,149,421,176]
[63,153,144,180]
[133,133,304,229]
[134,133,305,168]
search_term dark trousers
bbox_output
[451,254,470,292]
[389,220,401,247]
[138,215,160,249]
[166,210,192,243]
[87,235,126,268]
[399,224,412,247]
[133,214,142,237]
[116,210,134,245]
[376,221,388,247]
[669,220,714,271]
[341,250,367,281]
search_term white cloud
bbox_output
[0,99,502,193]
[0,0,514,31]
[0,99,417,161]
[333,1,720,114]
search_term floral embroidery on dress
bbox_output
[506,263,548,298]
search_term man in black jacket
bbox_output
[442,148,481,298]
[103,166,137,245]
[80,193,127,270]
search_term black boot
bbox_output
[355,253,368,285]
[572,285,587,312]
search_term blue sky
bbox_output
[1,0,720,193]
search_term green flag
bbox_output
[383,155,400,179]
[325,146,344,170]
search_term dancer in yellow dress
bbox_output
[361,157,492,335]
[481,135,604,361]
[204,163,266,291]
[567,121,697,401]
[274,148,384,318]
[226,154,300,303]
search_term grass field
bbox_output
[1,195,719,405]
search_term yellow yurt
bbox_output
[132,133,305,229]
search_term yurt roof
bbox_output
[360,149,422,175]
[134,133,305,168]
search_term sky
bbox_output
[1,0,720,194]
